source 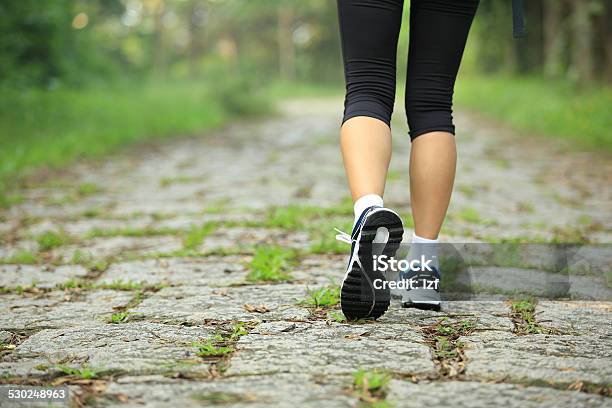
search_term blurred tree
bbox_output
[1,0,610,88]
[543,0,567,79]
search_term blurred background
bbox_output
[1,0,611,206]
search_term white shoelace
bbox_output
[334,227,352,244]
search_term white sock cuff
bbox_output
[412,233,439,244]
[353,194,383,220]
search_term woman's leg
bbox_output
[405,0,479,239]
[336,0,406,320]
[337,0,404,204]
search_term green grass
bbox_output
[86,226,179,239]
[300,285,340,308]
[183,222,218,251]
[1,250,38,264]
[69,250,109,272]
[455,75,612,150]
[99,280,144,291]
[76,182,103,196]
[55,365,99,379]
[55,279,95,290]
[108,312,131,324]
[508,297,557,335]
[352,369,391,403]
[36,230,69,251]
[308,218,352,255]
[193,336,233,358]
[0,79,270,205]
[328,311,347,323]
[454,207,482,224]
[246,246,295,282]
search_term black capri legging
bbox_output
[337,0,479,140]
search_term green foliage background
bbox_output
[0,0,610,203]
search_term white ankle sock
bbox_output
[409,233,440,271]
[353,194,383,225]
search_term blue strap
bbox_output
[512,0,526,38]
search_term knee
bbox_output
[405,81,455,140]
[342,62,396,127]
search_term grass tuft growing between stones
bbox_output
[327,311,347,323]
[183,222,218,251]
[246,246,295,282]
[76,182,103,197]
[193,322,251,362]
[0,249,38,264]
[107,312,133,324]
[299,285,340,308]
[509,297,560,335]
[86,226,180,239]
[193,336,234,357]
[36,230,70,251]
[56,278,164,293]
[421,318,476,378]
[190,391,256,404]
[351,369,392,406]
[307,218,352,255]
[69,250,110,272]
[54,365,99,379]
[260,199,353,232]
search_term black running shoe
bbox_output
[335,206,404,319]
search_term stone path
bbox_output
[0,98,611,407]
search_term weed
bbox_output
[193,336,233,357]
[265,205,315,229]
[421,318,476,378]
[86,226,179,239]
[300,285,340,308]
[108,312,131,324]
[351,369,391,403]
[36,230,69,251]
[246,246,295,282]
[82,208,102,218]
[56,279,95,290]
[328,311,347,323]
[160,175,203,187]
[190,392,255,404]
[99,280,143,291]
[77,183,103,196]
[72,251,109,272]
[183,222,217,251]
[308,219,352,255]
[55,365,99,379]
[509,297,559,335]
[455,208,482,224]
[0,250,38,264]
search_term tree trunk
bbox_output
[277,4,295,81]
[570,0,594,83]
[543,0,566,78]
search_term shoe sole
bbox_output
[402,288,442,311]
[341,209,404,320]
[402,301,441,311]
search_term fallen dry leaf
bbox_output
[243,303,270,313]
